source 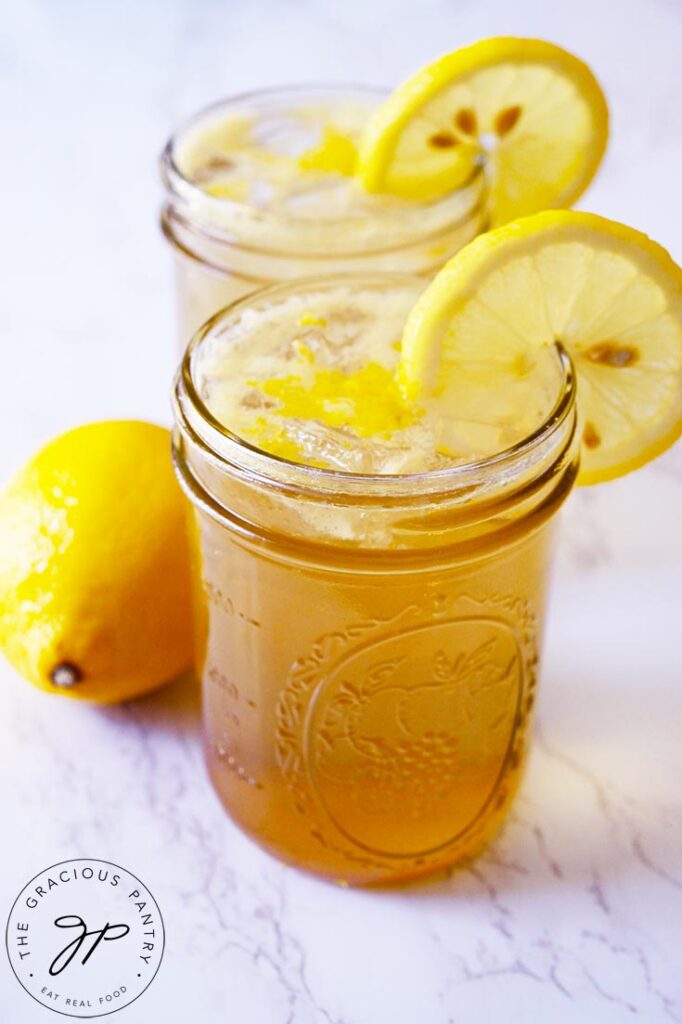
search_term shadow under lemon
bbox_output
[97,669,201,742]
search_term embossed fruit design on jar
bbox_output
[278,601,538,867]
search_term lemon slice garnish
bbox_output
[358,37,608,224]
[399,210,682,484]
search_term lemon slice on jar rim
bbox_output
[358,37,609,225]
[398,210,682,485]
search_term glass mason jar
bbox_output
[172,275,579,886]
[160,85,487,346]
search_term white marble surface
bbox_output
[1,1,682,1021]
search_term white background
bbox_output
[1,1,681,1021]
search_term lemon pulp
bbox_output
[192,279,566,475]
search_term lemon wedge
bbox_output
[399,210,682,484]
[358,38,608,224]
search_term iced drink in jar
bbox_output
[160,86,486,345]
[172,273,579,885]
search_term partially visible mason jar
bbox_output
[160,85,487,346]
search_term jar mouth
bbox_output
[159,83,487,259]
[173,273,578,503]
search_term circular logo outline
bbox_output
[5,858,165,1018]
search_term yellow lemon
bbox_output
[358,37,608,224]
[399,211,682,485]
[0,421,193,702]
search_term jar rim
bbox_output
[172,272,578,504]
[159,83,486,258]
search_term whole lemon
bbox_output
[0,421,193,702]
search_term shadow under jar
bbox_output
[172,274,579,886]
[160,85,487,347]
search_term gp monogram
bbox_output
[5,859,164,1018]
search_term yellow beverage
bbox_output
[160,87,486,343]
[172,275,579,884]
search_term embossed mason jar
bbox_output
[160,85,486,345]
[172,276,579,886]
